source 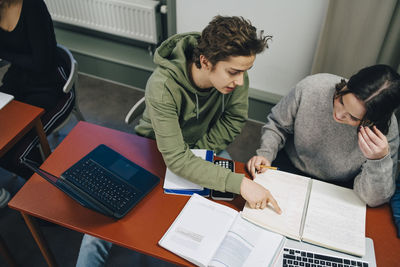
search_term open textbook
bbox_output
[242,170,366,256]
[159,194,285,267]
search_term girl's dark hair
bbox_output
[192,15,271,68]
[334,64,400,134]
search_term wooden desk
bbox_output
[0,100,52,266]
[0,100,51,158]
[8,122,400,266]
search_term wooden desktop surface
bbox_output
[8,122,400,266]
[0,100,45,157]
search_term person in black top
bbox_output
[0,0,64,111]
[0,0,72,181]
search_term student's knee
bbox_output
[76,234,113,267]
[81,234,112,253]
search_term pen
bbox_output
[258,165,279,170]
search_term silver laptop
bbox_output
[273,237,376,267]
[0,92,14,110]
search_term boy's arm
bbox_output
[147,90,243,193]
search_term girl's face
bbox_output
[333,89,366,127]
[203,55,255,94]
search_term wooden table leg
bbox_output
[21,212,58,267]
[34,119,51,159]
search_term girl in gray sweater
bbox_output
[247,65,400,208]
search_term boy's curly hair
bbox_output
[192,15,271,68]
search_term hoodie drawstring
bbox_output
[221,94,225,114]
[195,93,199,120]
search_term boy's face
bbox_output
[205,55,255,94]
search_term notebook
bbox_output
[273,237,376,267]
[0,92,14,110]
[163,149,213,196]
[242,170,366,256]
[23,144,160,219]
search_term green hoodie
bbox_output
[135,32,248,194]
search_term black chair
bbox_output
[0,44,84,178]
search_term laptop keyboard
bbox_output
[282,247,368,267]
[63,159,137,212]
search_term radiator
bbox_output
[45,0,162,44]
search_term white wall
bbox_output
[176,0,329,98]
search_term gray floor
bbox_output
[0,69,264,267]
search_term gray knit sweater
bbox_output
[257,73,399,207]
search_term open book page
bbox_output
[158,194,237,267]
[302,179,366,256]
[209,214,284,267]
[163,149,211,191]
[241,170,311,240]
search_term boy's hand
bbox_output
[240,177,281,214]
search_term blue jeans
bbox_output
[75,150,232,266]
[216,149,232,160]
[76,234,112,267]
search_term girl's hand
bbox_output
[246,155,271,178]
[358,126,389,160]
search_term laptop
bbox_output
[0,92,14,110]
[273,237,376,267]
[23,144,160,219]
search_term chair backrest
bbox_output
[125,97,146,124]
[56,44,78,93]
[44,44,85,133]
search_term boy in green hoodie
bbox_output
[135,15,281,211]
[76,16,280,266]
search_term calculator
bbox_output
[211,160,235,201]
[214,159,234,170]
